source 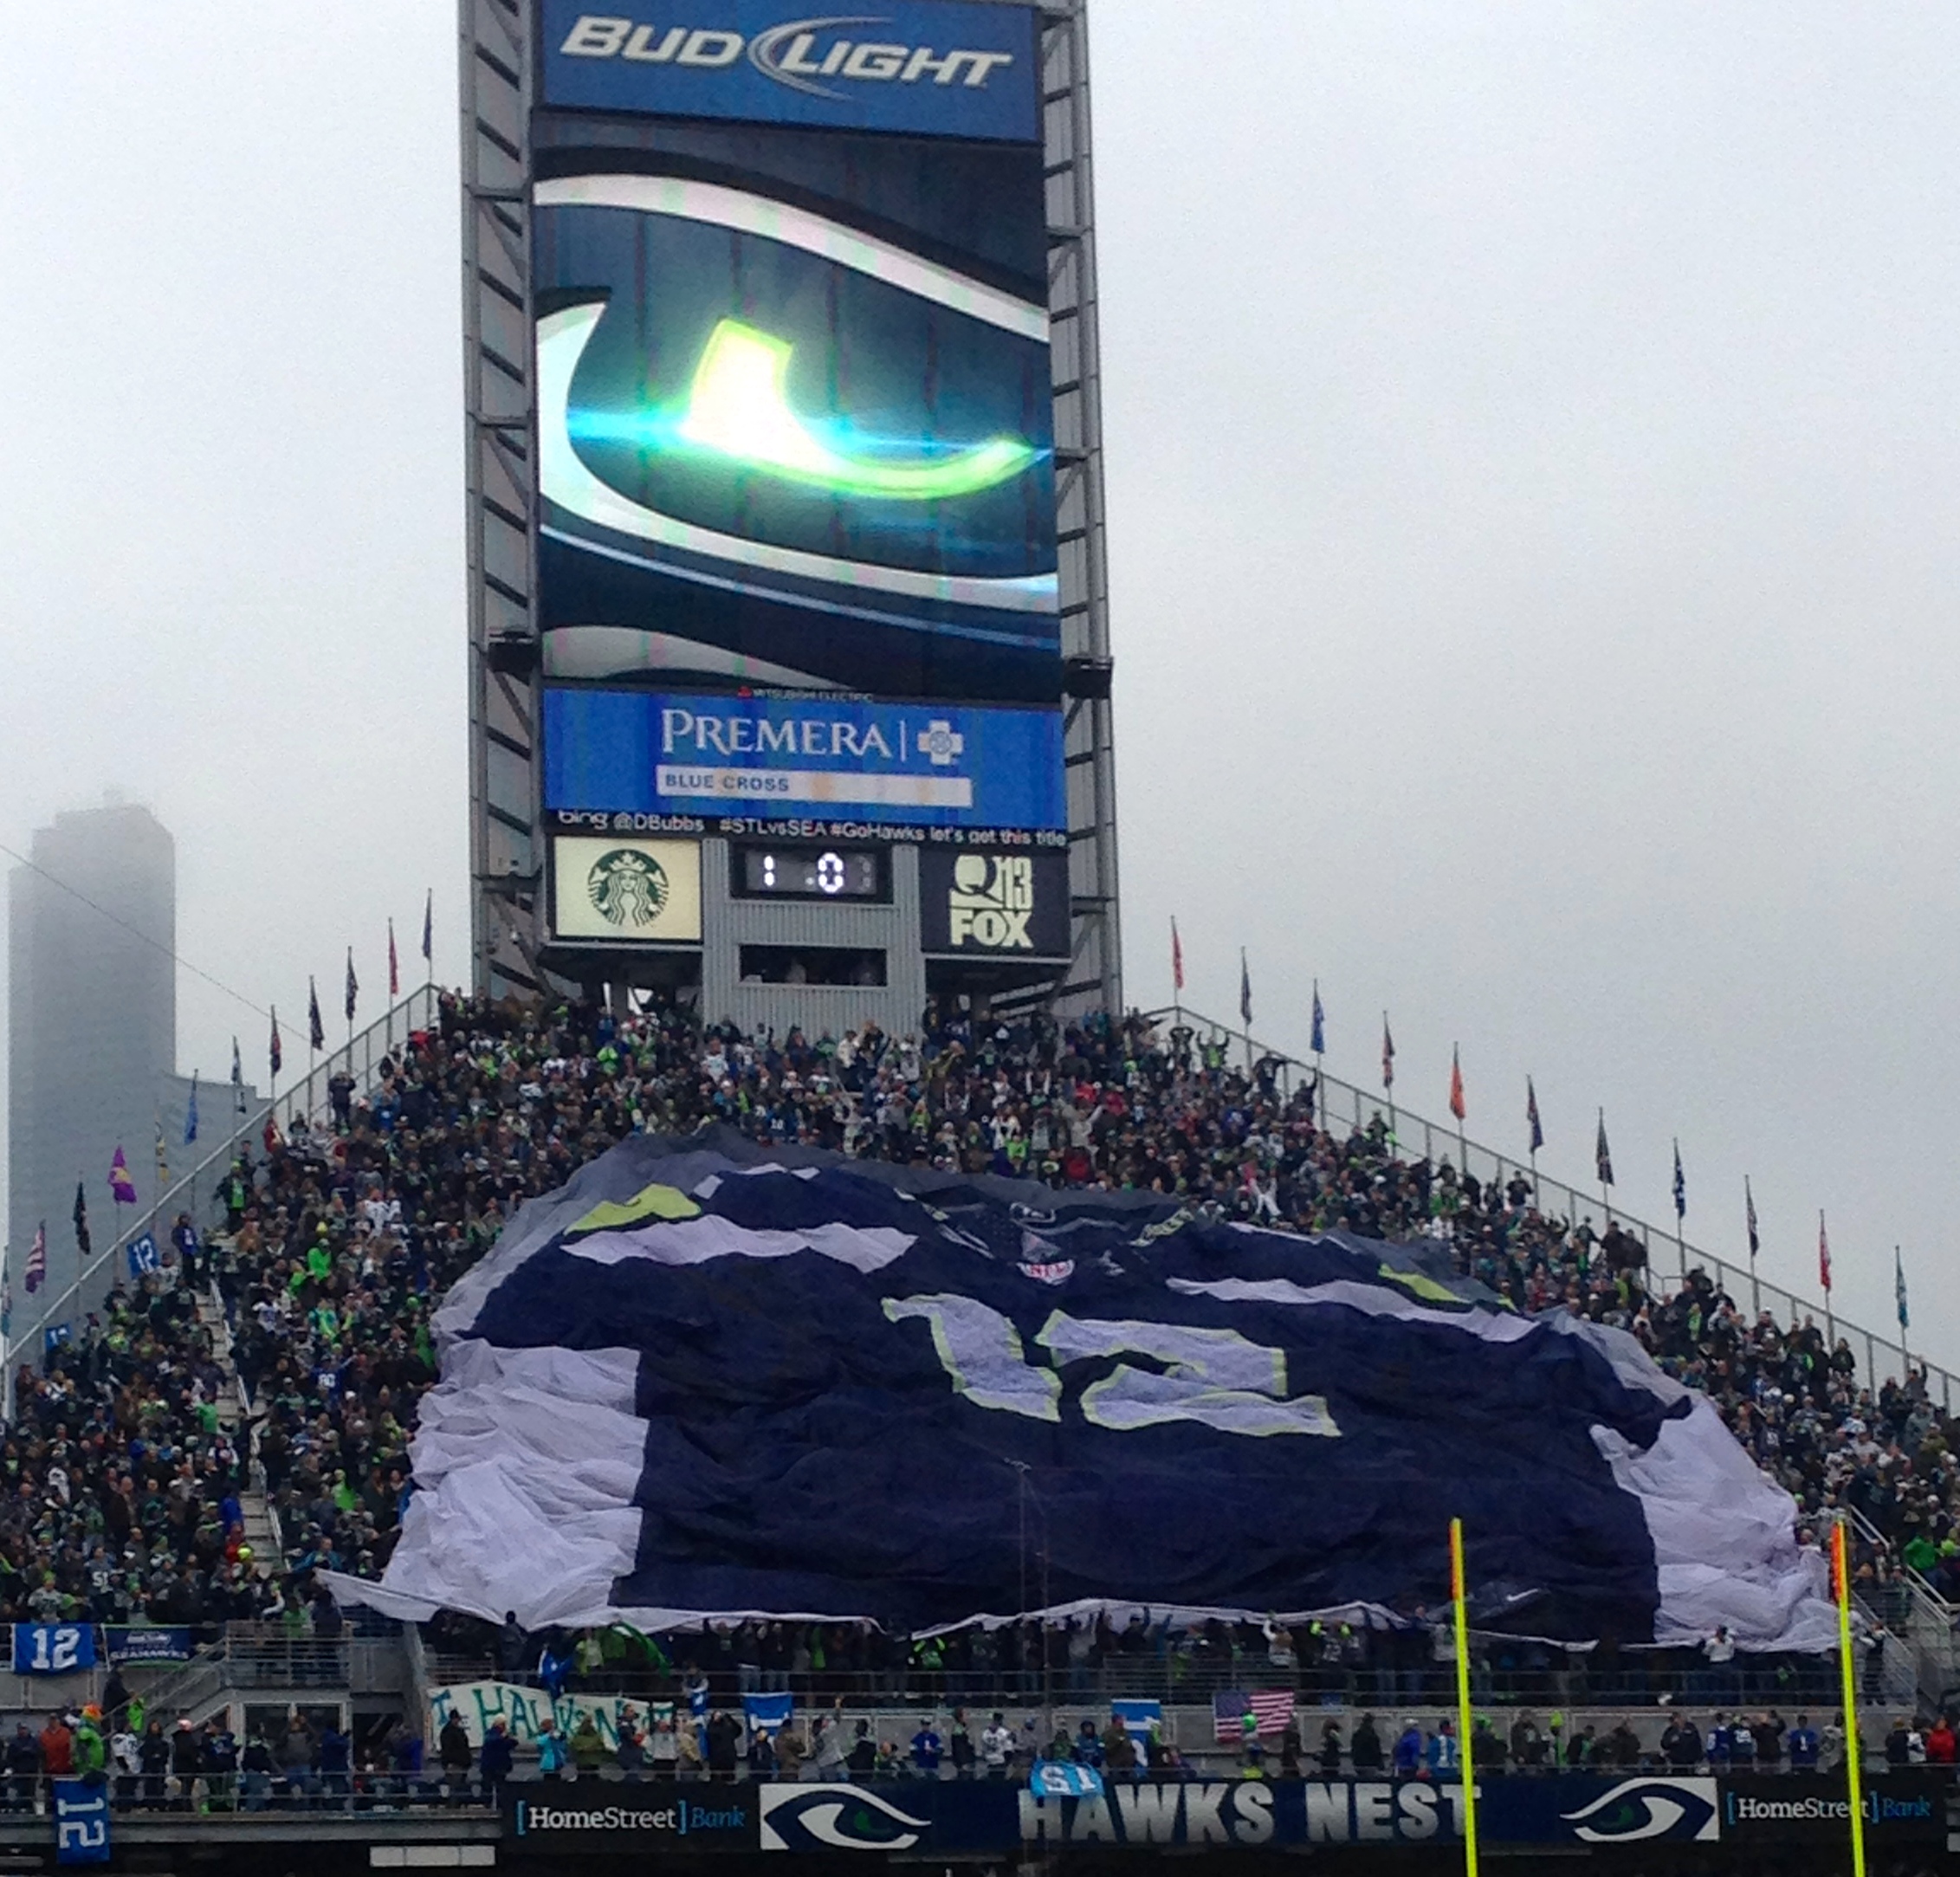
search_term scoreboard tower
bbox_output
[460,0,1121,1034]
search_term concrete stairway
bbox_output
[194,1277,280,1568]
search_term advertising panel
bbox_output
[504,1785,755,1850]
[494,1774,1954,1857]
[540,0,1039,141]
[550,835,704,942]
[1717,1772,1943,1843]
[532,1,1063,849]
[918,845,1071,959]
[544,689,1064,832]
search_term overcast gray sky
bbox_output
[3,3,1955,1365]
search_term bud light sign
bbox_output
[540,0,1039,141]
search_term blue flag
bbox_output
[53,1780,110,1864]
[15,1623,94,1673]
[1896,1247,1909,1334]
[333,1129,1836,1653]
[1032,1761,1103,1798]
[1239,950,1252,1027]
[126,1234,159,1278]
[1526,1078,1543,1154]
[1672,1141,1685,1220]
[537,1644,574,1699]
[1310,982,1325,1056]
[743,1692,794,1738]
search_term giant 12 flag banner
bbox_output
[330,1129,1834,1648]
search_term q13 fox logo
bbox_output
[948,854,1034,949]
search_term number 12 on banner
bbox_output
[12,1624,95,1674]
[54,1782,110,1865]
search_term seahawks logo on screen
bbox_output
[587,849,671,929]
[758,1785,929,1853]
[1559,1778,1719,1843]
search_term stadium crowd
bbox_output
[3,991,1950,1695]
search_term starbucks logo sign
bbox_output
[587,848,670,929]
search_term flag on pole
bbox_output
[308,978,325,1052]
[153,1116,167,1188]
[422,888,433,964]
[345,948,359,1025]
[1672,1140,1685,1220]
[1310,982,1324,1055]
[72,1181,89,1258]
[231,1035,244,1114]
[388,918,400,1000]
[184,1071,199,1147]
[1381,1015,1395,1091]
[1171,920,1184,994]
[268,1008,283,1079]
[1239,951,1252,1027]
[1595,1110,1614,1187]
[1745,1178,1759,1260]
[108,1147,136,1206]
[1895,1246,1909,1333]
[1448,1045,1465,1122]
[1526,1078,1543,1153]
[23,1225,45,1295]
[1818,1210,1832,1294]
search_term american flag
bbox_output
[1213,1689,1295,1741]
[24,1222,46,1295]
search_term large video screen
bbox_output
[532,1,1058,711]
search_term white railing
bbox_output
[10,983,443,1364]
[1147,1005,1956,1408]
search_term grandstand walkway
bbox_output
[196,1279,280,1565]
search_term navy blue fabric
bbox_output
[463,1145,1679,1639]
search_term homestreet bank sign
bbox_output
[508,1791,751,1847]
[539,0,1040,141]
[492,1776,1950,1854]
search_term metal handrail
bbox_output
[1144,1005,1956,1406]
[9,984,442,1362]
[1848,1506,1955,1612]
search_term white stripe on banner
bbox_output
[323,1343,648,1628]
[569,1214,912,1274]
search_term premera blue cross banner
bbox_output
[540,0,1040,141]
[330,1132,1836,1649]
[543,687,1065,831]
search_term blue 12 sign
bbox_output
[13,1624,95,1674]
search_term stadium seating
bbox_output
[5,988,1948,1781]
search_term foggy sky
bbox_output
[2,3,1954,1367]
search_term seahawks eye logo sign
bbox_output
[759,1785,929,1852]
[1560,1778,1719,1842]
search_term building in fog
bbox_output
[7,799,176,1322]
